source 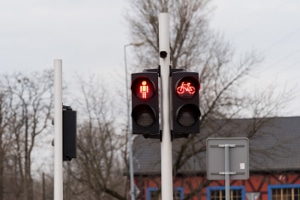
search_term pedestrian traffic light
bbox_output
[131,72,159,137]
[63,105,77,161]
[171,71,200,136]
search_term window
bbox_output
[146,188,184,200]
[269,185,300,200]
[207,186,245,200]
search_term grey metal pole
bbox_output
[124,44,135,200]
[159,13,174,200]
[225,145,230,200]
[124,42,143,200]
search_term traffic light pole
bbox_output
[159,13,174,200]
[54,59,63,200]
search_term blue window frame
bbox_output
[207,186,245,200]
[268,184,300,200]
[146,187,184,200]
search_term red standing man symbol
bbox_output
[140,80,149,99]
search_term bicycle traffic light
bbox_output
[131,72,159,137]
[171,71,200,136]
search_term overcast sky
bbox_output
[211,0,300,116]
[0,0,299,116]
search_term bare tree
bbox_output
[67,75,127,200]
[126,0,215,70]
[0,80,14,200]
[3,70,53,200]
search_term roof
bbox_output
[132,116,300,175]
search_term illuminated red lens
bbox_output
[176,77,199,99]
[133,78,154,100]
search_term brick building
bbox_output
[131,117,300,200]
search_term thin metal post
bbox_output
[124,42,143,200]
[54,59,63,200]
[159,13,173,200]
[225,145,230,200]
[124,44,135,200]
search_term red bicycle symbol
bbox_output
[176,82,196,95]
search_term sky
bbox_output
[211,0,300,116]
[0,0,128,77]
[0,0,299,116]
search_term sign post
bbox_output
[207,138,249,200]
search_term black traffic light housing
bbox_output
[171,71,201,137]
[131,71,160,138]
[63,105,77,161]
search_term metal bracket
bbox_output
[169,66,186,77]
[219,144,236,148]
[63,105,72,110]
[219,172,237,175]
[143,66,161,77]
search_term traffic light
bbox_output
[131,72,159,137]
[171,71,200,136]
[62,105,77,161]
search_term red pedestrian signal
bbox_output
[132,78,155,100]
[131,72,159,137]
